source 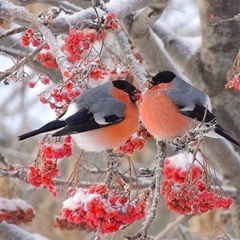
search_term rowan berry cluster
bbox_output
[27,75,51,89]
[119,125,151,154]
[225,72,240,90]
[163,158,203,183]
[105,12,118,30]
[161,179,233,214]
[39,79,81,116]
[26,136,73,196]
[119,134,145,154]
[63,27,91,63]
[21,29,41,47]
[0,197,35,224]
[36,49,58,69]
[56,184,146,233]
[161,154,233,214]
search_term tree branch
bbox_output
[0,45,43,82]
[155,215,191,240]
[112,24,146,88]
[152,22,201,68]
[0,0,69,75]
[0,221,50,240]
[122,1,180,75]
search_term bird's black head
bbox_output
[112,80,141,103]
[150,71,176,86]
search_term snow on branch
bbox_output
[0,221,49,240]
[112,25,146,88]
[47,0,164,33]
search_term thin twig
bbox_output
[212,13,240,25]
[0,27,26,40]
[0,45,43,82]
[104,151,122,186]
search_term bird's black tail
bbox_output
[215,124,240,147]
[18,120,66,140]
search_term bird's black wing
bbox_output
[177,104,240,147]
[52,108,124,136]
[178,104,216,123]
[18,120,66,140]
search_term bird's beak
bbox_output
[145,79,153,89]
[131,89,142,103]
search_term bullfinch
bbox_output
[139,71,240,147]
[18,80,141,152]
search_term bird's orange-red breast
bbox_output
[140,82,194,140]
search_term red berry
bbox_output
[27,80,37,88]
[39,96,48,104]
[43,42,50,50]
[26,29,34,37]
[21,35,30,46]
[40,76,50,85]
[31,37,40,47]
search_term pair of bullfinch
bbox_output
[18,71,240,151]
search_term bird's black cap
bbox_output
[151,71,176,85]
[112,80,137,95]
[112,80,140,103]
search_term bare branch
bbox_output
[155,215,191,240]
[124,141,167,240]
[140,141,166,239]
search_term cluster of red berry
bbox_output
[161,155,233,214]
[21,29,57,69]
[21,29,41,47]
[89,59,109,80]
[26,136,73,196]
[119,124,151,154]
[63,27,92,63]
[225,72,240,90]
[0,197,35,224]
[39,80,81,116]
[56,184,146,233]
[35,49,58,69]
[27,75,51,89]
[105,12,118,30]
[119,135,145,154]
[163,158,203,183]
[161,179,233,214]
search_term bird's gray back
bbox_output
[73,82,126,123]
[163,77,211,110]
